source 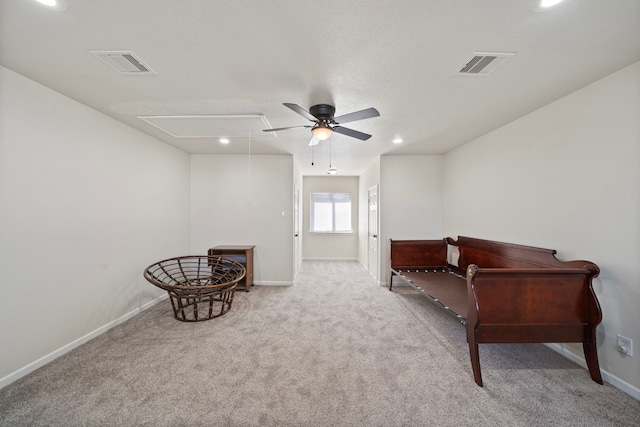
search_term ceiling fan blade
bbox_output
[333,107,380,124]
[283,103,317,122]
[263,125,312,132]
[333,126,372,141]
[308,136,320,146]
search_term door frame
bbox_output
[367,184,379,282]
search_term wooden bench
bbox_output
[389,236,603,387]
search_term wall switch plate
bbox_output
[617,334,633,357]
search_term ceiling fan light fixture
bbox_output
[312,124,333,141]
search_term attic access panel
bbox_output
[138,115,273,138]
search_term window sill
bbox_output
[309,231,354,235]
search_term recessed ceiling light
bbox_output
[540,0,564,7]
[532,0,565,12]
[34,0,67,10]
[392,138,403,144]
[219,138,230,144]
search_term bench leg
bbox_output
[468,329,483,387]
[583,341,603,384]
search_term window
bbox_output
[310,192,352,233]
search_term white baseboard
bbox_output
[386,280,410,287]
[302,257,360,261]
[252,281,293,286]
[0,294,167,390]
[546,343,640,401]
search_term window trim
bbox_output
[309,192,353,233]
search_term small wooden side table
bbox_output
[207,245,255,292]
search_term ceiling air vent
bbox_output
[90,50,156,75]
[455,52,514,76]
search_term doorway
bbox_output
[294,184,300,278]
[367,185,378,281]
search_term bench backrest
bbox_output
[390,236,598,275]
[447,236,596,271]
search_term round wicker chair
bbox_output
[144,255,246,322]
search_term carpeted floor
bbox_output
[1,260,638,426]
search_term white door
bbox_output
[294,185,300,278]
[368,185,378,281]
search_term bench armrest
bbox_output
[466,265,602,329]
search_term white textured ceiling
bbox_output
[1,0,639,175]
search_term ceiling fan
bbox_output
[263,103,380,146]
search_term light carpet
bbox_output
[0,260,638,426]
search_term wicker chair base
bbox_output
[168,286,236,322]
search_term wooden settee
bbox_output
[388,236,603,387]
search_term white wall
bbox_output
[443,61,640,396]
[190,154,294,284]
[0,66,191,385]
[379,155,444,284]
[302,176,360,259]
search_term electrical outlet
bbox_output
[617,334,633,357]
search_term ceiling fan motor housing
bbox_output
[263,102,377,141]
[309,104,336,121]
